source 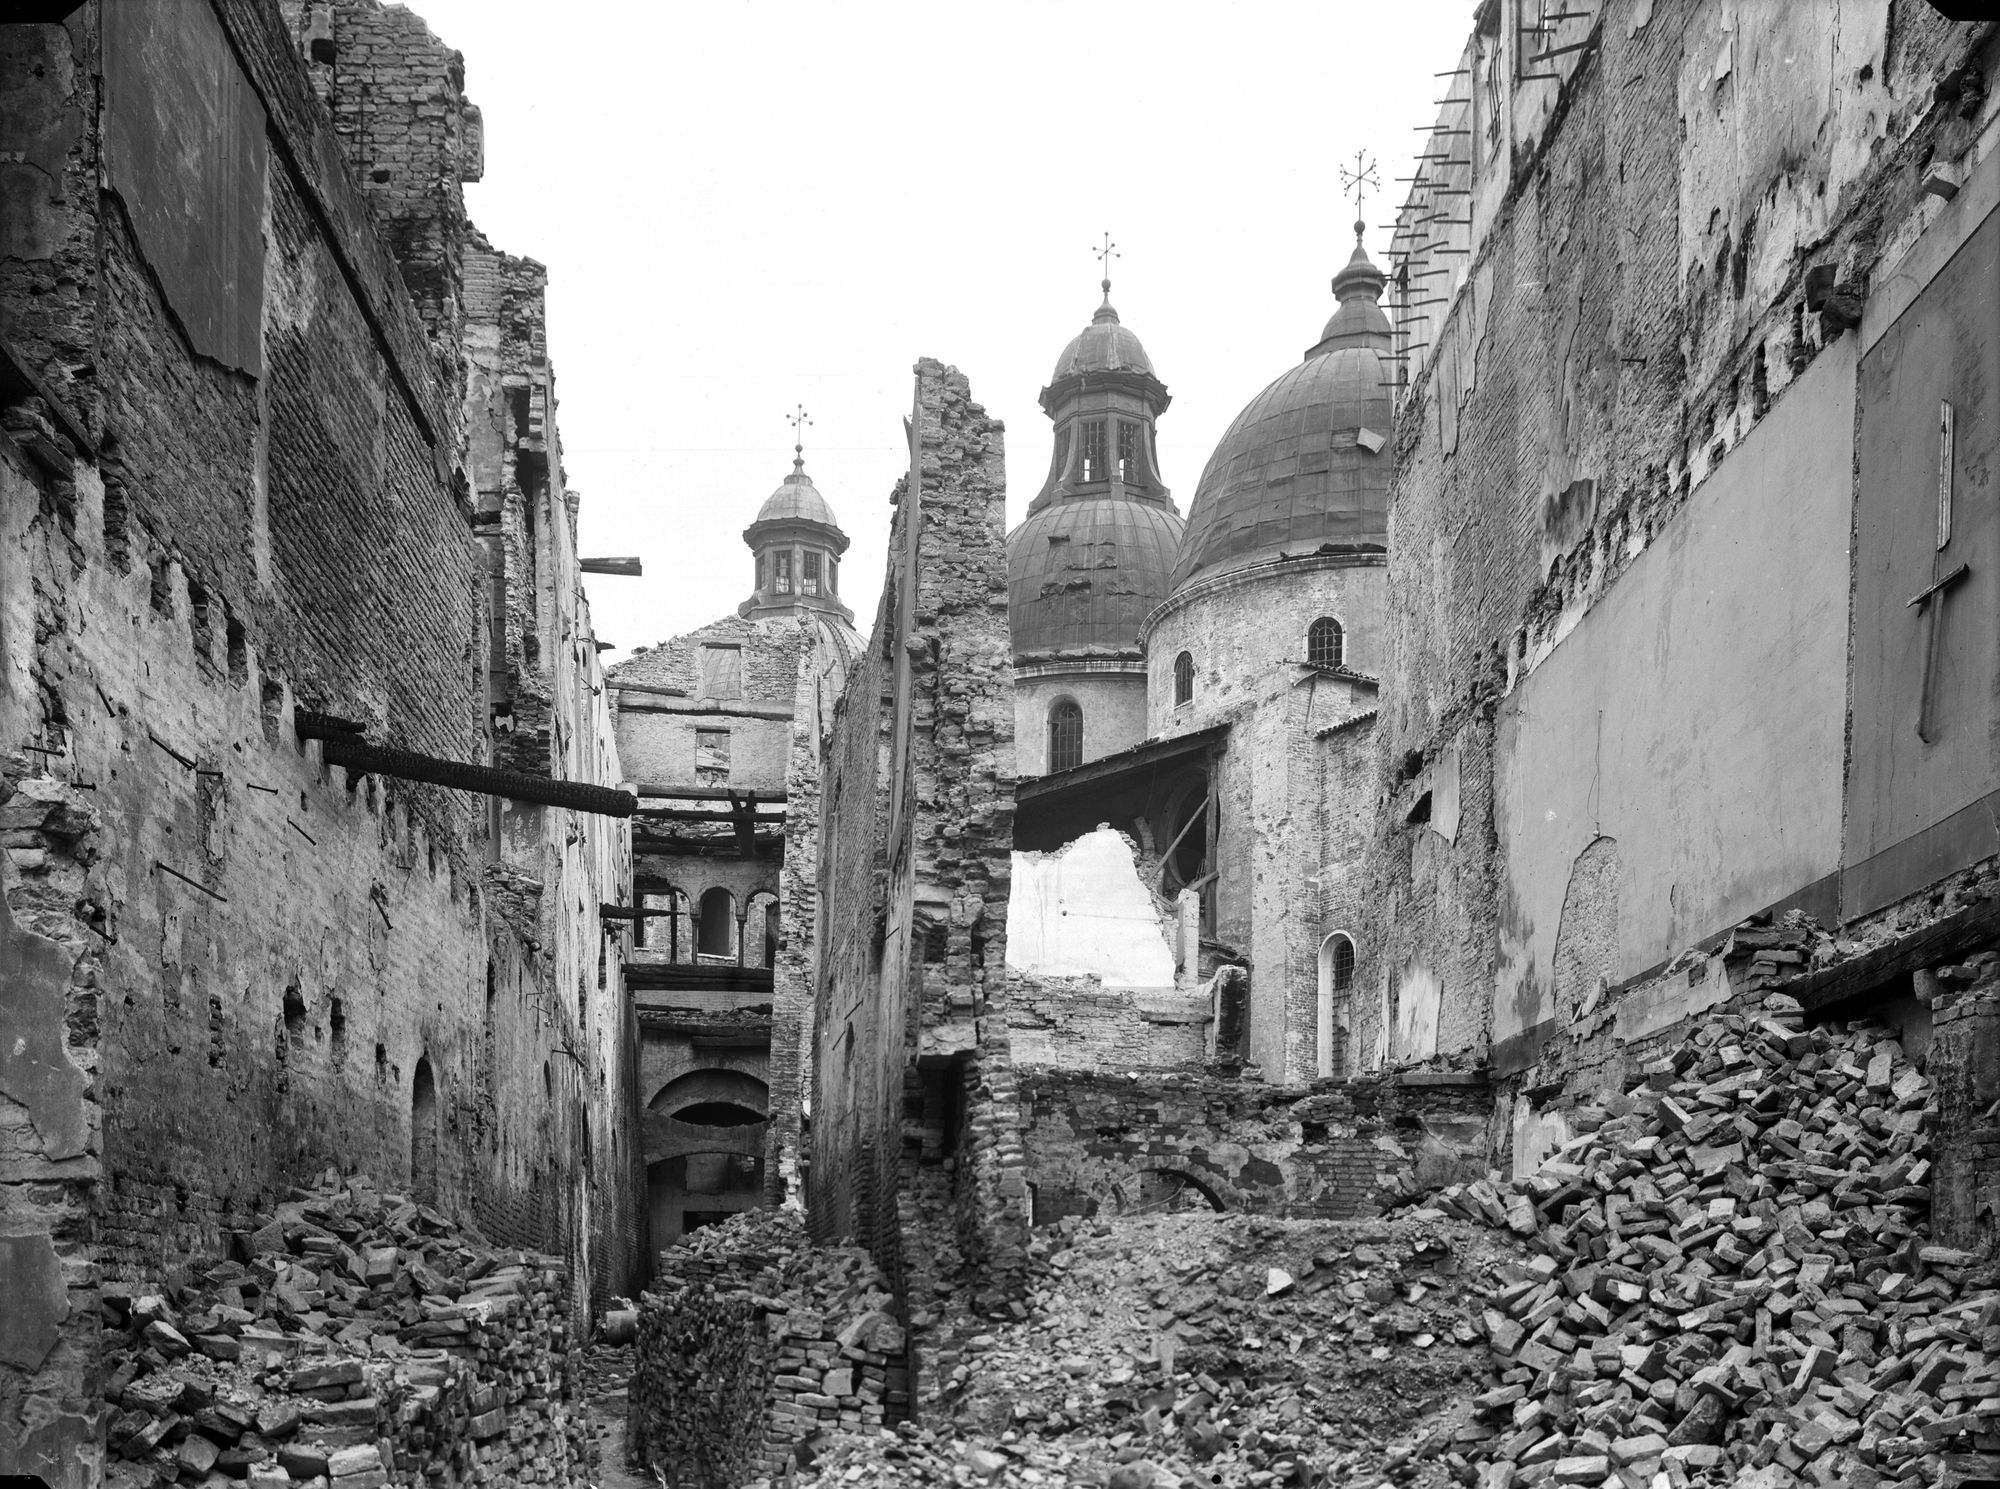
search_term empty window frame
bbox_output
[698,644,742,699]
[1117,420,1138,482]
[694,727,730,783]
[775,550,792,593]
[1307,616,1345,668]
[755,551,766,590]
[1081,420,1108,483]
[1173,650,1194,706]
[1048,699,1084,773]
[803,550,822,596]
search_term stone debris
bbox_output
[98,1168,591,1488]
[786,1209,1515,1488]
[1421,1003,2000,1489]
[627,1209,909,1487]
[772,1003,1997,1489]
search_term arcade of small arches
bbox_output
[634,883,781,966]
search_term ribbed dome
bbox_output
[1009,497,1185,660]
[1170,235,1394,591]
[1051,295,1154,381]
[754,465,839,529]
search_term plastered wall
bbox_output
[1373,0,1999,1082]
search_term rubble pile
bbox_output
[1425,1002,1999,1488]
[99,1169,591,1489]
[800,1210,1515,1489]
[627,1210,909,1487]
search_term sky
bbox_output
[408,0,1476,659]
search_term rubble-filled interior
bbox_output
[6,2,2000,1487]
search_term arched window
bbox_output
[1307,616,1345,668]
[696,887,736,958]
[1173,650,1194,707]
[1048,699,1084,773]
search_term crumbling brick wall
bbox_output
[809,359,1026,1307]
[1019,1068,1492,1224]
[0,3,632,1480]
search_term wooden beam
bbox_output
[1788,898,2000,1014]
[635,783,788,803]
[580,557,642,577]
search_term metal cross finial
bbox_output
[1094,231,1120,294]
[1339,150,1381,237]
[786,404,811,470]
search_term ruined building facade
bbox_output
[610,455,860,1248]
[1,3,636,1482]
[809,360,1028,1318]
[1003,241,1395,1087]
[1367,0,1999,1237]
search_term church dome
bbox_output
[1170,231,1394,592]
[753,465,840,530]
[1051,292,1155,381]
[1009,497,1185,661]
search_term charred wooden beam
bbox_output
[302,722,636,818]
[637,807,787,824]
[635,782,787,803]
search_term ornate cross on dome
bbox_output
[786,403,811,473]
[1094,231,1120,296]
[1339,150,1380,239]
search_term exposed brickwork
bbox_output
[809,360,1025,1316]
[0,3,631,1481]
[1018,1068,1492,1224]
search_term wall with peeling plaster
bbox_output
[1374,0,1999,1095]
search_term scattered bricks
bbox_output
[1422,1012,2000,1489]
[97,1171,593,1489]
[630,1209,907,1486]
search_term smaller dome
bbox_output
[1051,288,1154,381]
[754,462,839,530]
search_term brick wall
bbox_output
[809,359,1024,1309]
[0,3,632,1481]
[1018,1067,1493,1223]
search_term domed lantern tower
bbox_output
[739,418,854,627]
[1007,244,1184,776]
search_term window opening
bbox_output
[1081,420,1107,483]
[695,728,730,785]
[803,550,822,596]
[1173,650,1194,706]
[411,1058,439,1206]
[1117,421,1138,482]
[697,887,736,959]
[755,551,765,589]
[1307,616,1345,669]
[775,550,792,593]
[698,644,742,699]
[1048,699,1083,773]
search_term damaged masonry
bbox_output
[4,3,2000,1489]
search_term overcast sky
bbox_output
[408,0,1475,658]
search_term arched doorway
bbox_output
[1316,932,1356,1079]
[646,1069,769,1249]
[411,1057,438,1207]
